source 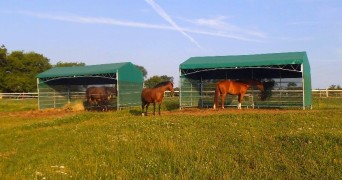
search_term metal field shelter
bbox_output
[179,52,312,109]
[36,62,143,110]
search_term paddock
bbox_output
[36,62,143,110]
[179,52,312,109]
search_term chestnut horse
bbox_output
[213,80,265,109]
[86,86,117,111]
[141,81,174,116]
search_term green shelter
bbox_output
[37,62,143,110]
[179,52,312,109]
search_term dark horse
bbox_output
[141,81,174,116]
[86,86,117,111]
[213,80,266,109]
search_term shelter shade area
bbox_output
[36,62,143,110]
[179,52,312,109]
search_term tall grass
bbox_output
[0,98,341,179]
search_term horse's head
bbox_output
[255,81,265,92]
[153,81,175,97]
[260,81,275,101]
[246,79,265,92]
[105,87,117,100]
[246,79,269,101]
[167,81,175,97]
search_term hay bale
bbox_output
[63,101,85,111]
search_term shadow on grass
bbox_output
[129,109,142,116]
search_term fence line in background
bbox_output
[0,89,341,99]
[312,89,342,98]
[0,92,38,99]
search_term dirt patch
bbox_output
[162,107,316,116]
[0,106,316,119]
[0,108,81,119]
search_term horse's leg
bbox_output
[153,102,156,116]
[145,103,150,116]
[221,93,226,109]
[141,102,146,116]
[238,94,244,109]
[104,102,108,112]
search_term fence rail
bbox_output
[0,92,38,99]
[0,89,341,99]
[312,89,342,98]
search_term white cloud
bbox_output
[18,11,173,30]
[144,0,201,48]
[183,16,267,39]
[12,10,265,42]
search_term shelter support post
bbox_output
[200,75,203,107]
[302,64,305,110]
[67,86,71,104]
[179,69,182,110]
[116,71,120,111]
[37,78,40,110]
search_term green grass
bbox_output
[0,99,37,112]
[0,98,341,179]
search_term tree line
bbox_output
[328,84,342,90]
[0,45,173,93]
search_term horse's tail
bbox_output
[213,83,220,109]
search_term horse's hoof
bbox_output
[142,113,145,116]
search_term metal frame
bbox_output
[38,73,117,84]
[180,64,302,77]
[180,64,307,109]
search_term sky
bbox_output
[1,0,341,89]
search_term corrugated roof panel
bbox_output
[180,52,308,69]
[37,62,128,78]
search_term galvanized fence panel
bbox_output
[180,78,306,108]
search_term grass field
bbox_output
[0,97,341,179]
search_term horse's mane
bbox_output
[153,81,171,88]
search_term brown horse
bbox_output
[86,86,117,110]
[141,81,174,116]
[213,80,265,109]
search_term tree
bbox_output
[144,75,173,88]
[0,45,8,92]
[287,82,298,89]
[0,44,7,65]
[328,84,342,90]
[1,49,52,92]
[134,64,148,78]
[54,61,85,67]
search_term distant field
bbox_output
[0,98,341,179]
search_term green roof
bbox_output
[180,52,309,69]
[179,51,312,108]
[37,62,129,78]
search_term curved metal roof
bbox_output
[37,62,128,78]
[180,52,309,69]
[37,62,143,84]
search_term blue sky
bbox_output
[1,0,341,88]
